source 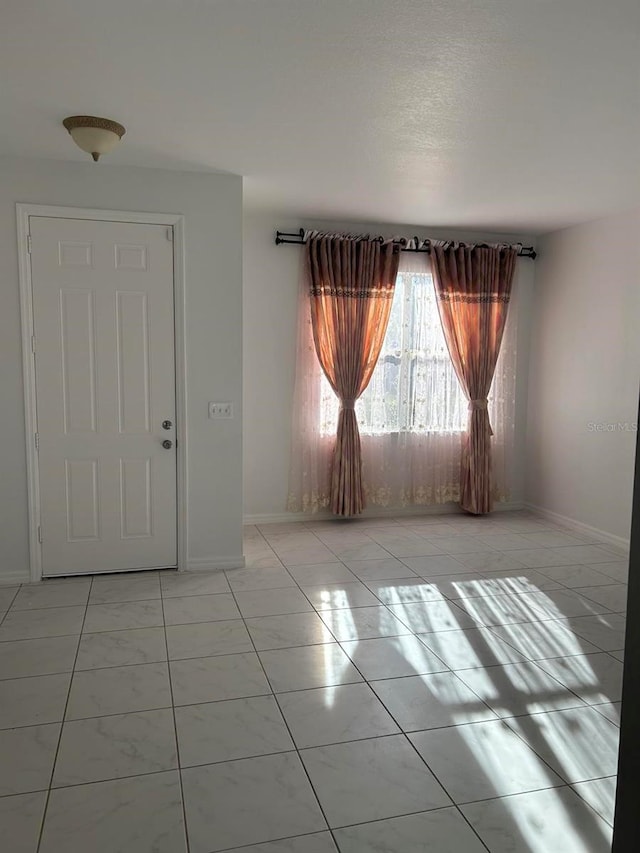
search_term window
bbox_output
[319,267,468,435]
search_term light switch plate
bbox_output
[208,402,233,419]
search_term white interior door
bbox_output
[29,216,177,577]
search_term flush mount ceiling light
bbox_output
[62,115,126,161]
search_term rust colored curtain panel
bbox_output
[430,242,517,515]
[305,234,400,516]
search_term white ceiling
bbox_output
[2,0,639,233]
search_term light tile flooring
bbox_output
[0,511,627,852]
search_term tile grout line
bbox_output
[223,572,345,853]
[35,573,94,853]
[159,575,192,853]
[260,523,620,846]
[0,513,623,849]
[245,532,496,851]
[338,647,494,852]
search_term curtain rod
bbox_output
[275,229,537,260]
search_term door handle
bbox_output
[162,420,173,430]
[162,439,173,450]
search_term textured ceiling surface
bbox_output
[1,0,639,232]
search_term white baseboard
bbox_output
[244,500,525,526]
[187,556,246,572]
[0,570,30,586]
[524,502,630,554]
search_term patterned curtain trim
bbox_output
[309,285,395,299]
[438,293,510,304]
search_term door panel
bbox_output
[30,217,177,576]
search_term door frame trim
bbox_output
[17,203,188,582]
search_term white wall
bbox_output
[243,210,536,519]
[526,208,640,545]
[0,156,243,583]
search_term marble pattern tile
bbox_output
[574,584,627,612]
[521,588,613,620]
[11,580,91,610]
[401,555,476,576]
[447,551,527,572]
[422,535,494,555]
[160,569,230,597]
[505,706,620,783]
[418,626,527,671]
[415,574,496,601]
[473,569,563,595]
[325,541,392,561]
[0,791,47,853]
[166,619,253,659]
[0,723,60,795]
[246,612,335,650]
[371,670,496,731]
[279,548,340,567]
[89,573,160,604]
[319,605,412,642]
[170,652,271,705]
[302,582,381,611]
[403,522,461,536]
[175,695,294,766]
[225,566,297,592]
[534,653,623,706]
[455,661,586,719]
[488,619,602,660]
[234,834,338,853]
[386,600,477,633]
[65,661,172,719]
[0,517,625,853]
[452,593,549,628]
[162,593,240,625]
[300,735,451,827]
[83,600,164,633]
[344,557,418,581]
[235,587,313,618]
[40,771,186,853]
[0,605,85,641]
[366,535,446,559]
[0,635,78,679]
[0,673,71,729]
[461,786,613,852]
[536,564,616,588]
[334,806,489,852]
[546,545,620,565]
[277,682,399,747]
[243,553,286,569]
[593,701,621,726]
[285,563,357,585]
[567,613,627,651]
[75,627,167,670]
[361,578,445,604]
[491,519,555,535]
[53,708,177,786]
[410,719,563,802]
[340,635,448,680]
[572,776,617,826]
[182,752,327,852]
[520,531,586,548]
[258,644,363,693]
[592,562,629,584]
[506,548,580,568]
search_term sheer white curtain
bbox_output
[288,251,517,512]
